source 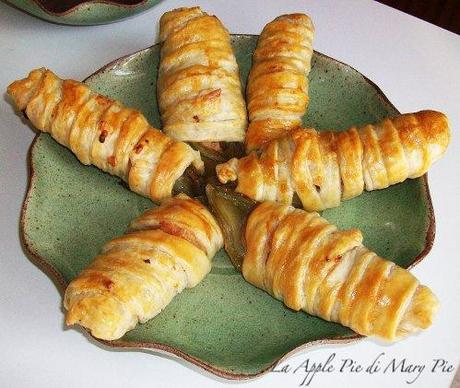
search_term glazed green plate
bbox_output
[6,0,162,25]
[21,35,435,378]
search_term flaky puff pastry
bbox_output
[64,194,223,340]
[158,7,247,142]
[243,201,438,341]
[7,68,204,201]
[245,13,314,151]
[217,111,450,211]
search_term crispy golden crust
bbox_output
[7,68,204,201]
[158,7,247,142]
[245,14,315,151]
[242,202,438,341]
[64,194,223,340]
[217,111,450,211]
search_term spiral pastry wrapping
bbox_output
[64,194,224,340]
[243,201,438,340]
[245,13,315,151]
[7,68,204,201]
[217,111,450,211]
[158,7,247,142]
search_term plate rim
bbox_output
[19,36,436,380]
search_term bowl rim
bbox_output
[28,0,148,16]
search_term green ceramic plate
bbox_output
[6,0,162,25]
[21,35,435,379]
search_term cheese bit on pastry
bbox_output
[245,13,315,151]
[158,7,247,142]
[206,185,439,341]
[7,68,204,202]
[217,111,450,211]
[64,194,223,341]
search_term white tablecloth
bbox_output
[0,1,459,387]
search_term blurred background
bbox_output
[376,0,460,34]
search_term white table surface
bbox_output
[1,0,459,387]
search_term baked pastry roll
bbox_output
[158,7,247,142]
[64,194,223,340]
[245,13,315,151]
[7,68,204,201]
[217,111,450,211]
[206,185,439,341]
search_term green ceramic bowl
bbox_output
[21,35,435,379]
[6,0,162,25]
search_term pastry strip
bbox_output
[7,68,204,201]
[245,13,315,151]
[64,194,223,340]
[217,111,450,211]
[242,201,438,341]
[158,7,247,142]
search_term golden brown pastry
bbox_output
[205,185,438,341]
[217,111,450,211]
[243,201,438,341]
[158,7,247,142]
[7,68,204,201]
[245,13,315,151]
[64,194,223,340]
